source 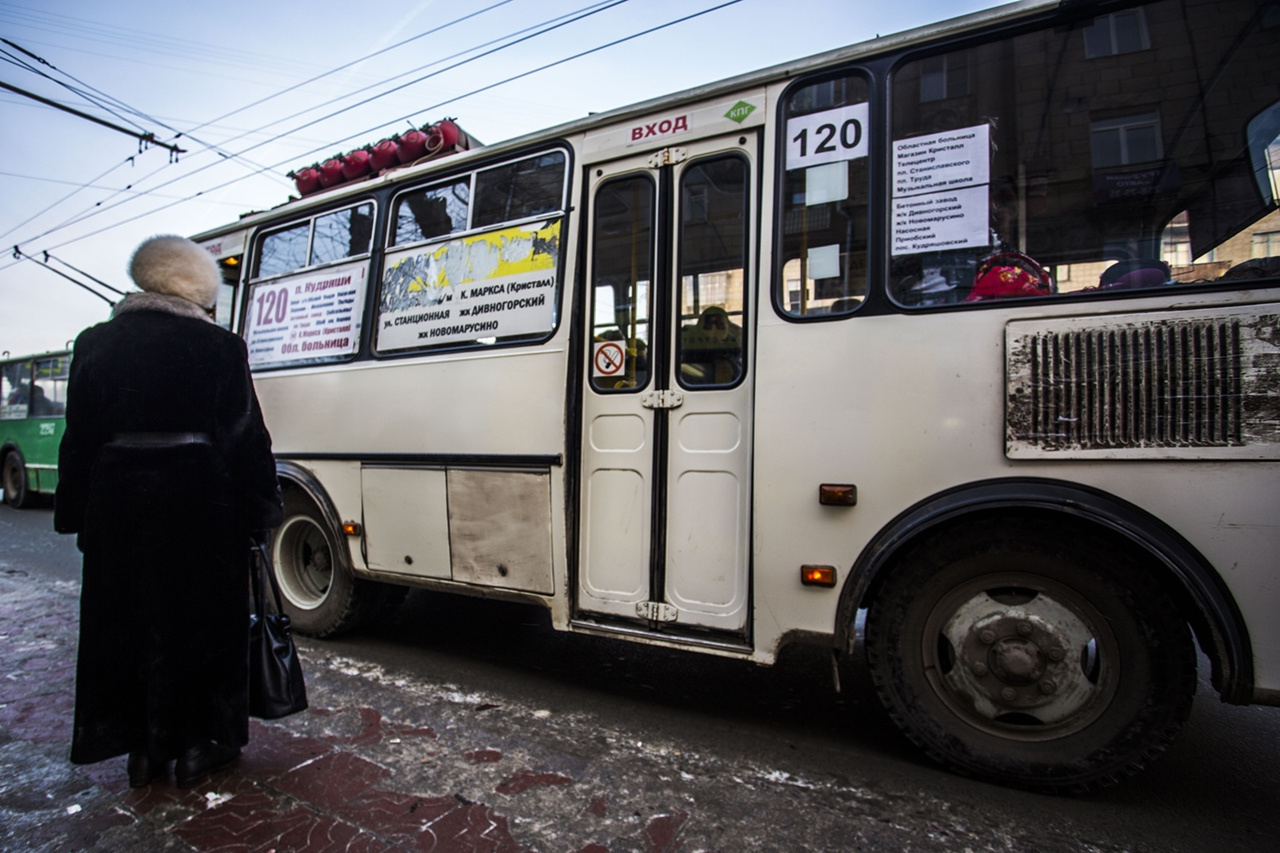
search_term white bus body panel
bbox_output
[750,288,1280,689]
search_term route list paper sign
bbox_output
[245,262,366,368]
[377,220,560,352]
[890,125,991,256]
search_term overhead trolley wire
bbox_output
[181,0,521,139]
[9,247,124,307]
[1,39,282,178]
[3,0,634,249]
[0,158,146,246]
[0,79,185,155]
[0,0,742,273]
[0,0,527,251]
[201,0,630,154]
[0,39,151,136]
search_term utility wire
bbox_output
[1,39,286,179]
[0,0,533,244]
[0,159,140,245]
[291,0,746,163]
[1,0,742,270]
[204,0,629,156]
[10,247,119,306]
[181,0,520,139]
[42,250,127,295]
[1,39,151,135]
[0,80,185,155]
[5,0,633,245]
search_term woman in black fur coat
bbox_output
[55,235,282,789]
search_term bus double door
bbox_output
[577,132,756,637]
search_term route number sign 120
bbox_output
[785,103,871,171]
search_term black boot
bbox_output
[174,742,240,789]
[126,751,167,788]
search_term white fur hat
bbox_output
[128,235,221,309]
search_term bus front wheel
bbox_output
[864,517,1196,793]
[271,488,381,637]
[2,451,33,509]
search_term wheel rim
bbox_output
[273,514,334,611]
[921,570,1119,741]
[3,457,21,502]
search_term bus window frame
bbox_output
[241,197,380,371]
[881,2,1280,313]
[390,175,472,250]
[1,358,35,421]
[372,144,573,361]
[587,168,658,395]
[674,151,753,392]
[771,64,876,324]
[249,199,378,283]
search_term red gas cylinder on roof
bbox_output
[341,148,373,180]
[434,119,462,150]
[318,158,345,188]
[424,124,445,156]
[396,129,429,163]
[370,138,399,171]
[289,166,321,196]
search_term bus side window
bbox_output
[2,361,32,419]
[257,222,310,278]
[473,152,566,228]
[888,14,1280,306]
[32,356,70,416]
[394,180,469,246]
[313,204,374,265]
[776,71,872,318]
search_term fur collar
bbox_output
[112,291,214,323]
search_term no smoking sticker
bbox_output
[593,341,625,377]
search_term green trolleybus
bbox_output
[1,350,70,508]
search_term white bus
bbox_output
[193,0,1280,792]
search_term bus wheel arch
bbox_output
[862,512,1197,791]
[835,480,1253,790]
[838,479,1251,705]
[272,462,383,637]
[2,447,33,508]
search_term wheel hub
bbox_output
[987,635,1047,685]
[932,584,1114,734]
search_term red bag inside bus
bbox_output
[966,251,1053,301]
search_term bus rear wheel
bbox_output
[271,488,382,637]
[3,451,33,508]
[864,517,1196,793]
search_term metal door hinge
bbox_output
[640,390,684,409]
[636,601,679,622]
[648,147,688,168]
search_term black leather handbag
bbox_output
[249,541,309,719]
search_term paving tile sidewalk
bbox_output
[0,569,655,853]
[4,554,1126,853]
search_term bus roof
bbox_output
[190,0,1056,244]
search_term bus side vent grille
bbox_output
[1014,319,1243,450]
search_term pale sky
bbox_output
[0,0,1008,355]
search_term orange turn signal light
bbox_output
[819,484,857,506]
[801,565,837,587]
[341,521,362,536]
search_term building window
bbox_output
[1162,212,1192,266]
[920,53,969,103]
[1084,10,1151,58]
[1091,113,1162,169]
[1254,231,1280,258]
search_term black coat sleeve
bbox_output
[54,328,102,535]
[214,335,283,532]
